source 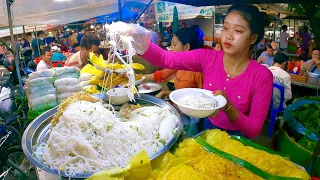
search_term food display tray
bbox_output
[22,94,183,179]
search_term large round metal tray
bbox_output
[22,94,183,179]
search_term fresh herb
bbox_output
[140,160,143,164]
[156,133,160,139]
[89,111,93,115]
[291,103,320,135]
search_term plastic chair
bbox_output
[268,83,285,138]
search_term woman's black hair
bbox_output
[173,27,204,50]
[227,4,267,46]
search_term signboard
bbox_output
[155,1,215,22]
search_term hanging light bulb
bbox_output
[90,25,95,29]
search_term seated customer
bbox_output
[65,34,100,68]
[212,41,222,51]
[268,53,292,108]
[36,47,53,71]
[51,46,66,61]
[257,45,275,66]
[306,48,320,75]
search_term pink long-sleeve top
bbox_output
[141,42,274,138]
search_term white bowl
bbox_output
[308,72,319,78]
[107,88,130,105]
[135,76,145,86]
[169,88,227,118]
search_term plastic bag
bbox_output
[28,69,55,80]
[79,80,90,87]
[79,73,92,82]
[54,78,80,86]
[29,87,56,100]
[57,92,77,102]
[55,67,80,76]
[29,94,57,108]
[55,72,79,80]
[27,77,55,87]
[56,84,82,93]
[30,100,58,111]
[29,84,54,94]
[284,99,320,141]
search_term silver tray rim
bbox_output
[22,93,183,179]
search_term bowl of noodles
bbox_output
[22,92,183,179]
[169,88,227,118]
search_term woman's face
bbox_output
[170,35,189,52]
[221,11,256,56]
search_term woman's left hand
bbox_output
[209,90,230,118]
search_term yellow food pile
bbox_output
[201,130,310,180]
[89,52,145,70]
[89,72,142,88]
[80,64,143,94]
[87,130,310,180]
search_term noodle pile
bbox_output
[179,93,219,109]
[35,100,177,176]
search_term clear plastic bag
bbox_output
[31,100,58,111]
[29,87,57,100]
[57,92,77,102]
[54,78,80,86]
[56,84,82,93]
[55,72,79,80]
[29,94,57,108]
[29,84,54,94]
[27,77,55,87]
[28,69,55,80]
[55,67,80,76]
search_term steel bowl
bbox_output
[22,94,183,179]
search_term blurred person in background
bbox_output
[268,53,291,108]
[306,48,320,75]
[51,46,66,61]
[212,41,222,51]
[37,46,52,71]
[65,34,100,68]
[31,32,45,64]
[257,45,275,66]
[279,25,290,53]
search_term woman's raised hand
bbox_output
[105,22,151,55]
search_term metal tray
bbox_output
[22,94,183,179]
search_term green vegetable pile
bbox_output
[290,102,320,152]
[291,103,320,135]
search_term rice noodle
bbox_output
[178,93,219,109]
[34,101,176,176]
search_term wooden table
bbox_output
[291,77,319,89]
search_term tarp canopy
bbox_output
[162,0,312,6]
[91,7,138,24]
[0,0,151,26]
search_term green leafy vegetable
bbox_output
[291,103,320,135]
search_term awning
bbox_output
[162,0,312,6]
[0,0,151,26]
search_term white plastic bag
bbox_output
[79,80,90,87]
[56,85,82,93]
[54,78,80,86]
[29,87,57,100]
[55,67,80,76]
[79,73,92,82]
[29,94,57,108]
[27,77,55,87]
[56,72,79,80]
[31,100,58,111]
[57,92,76,102]
[29,84,54,94]
[28,69,55,80]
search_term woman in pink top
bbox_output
[110,5,273,138]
